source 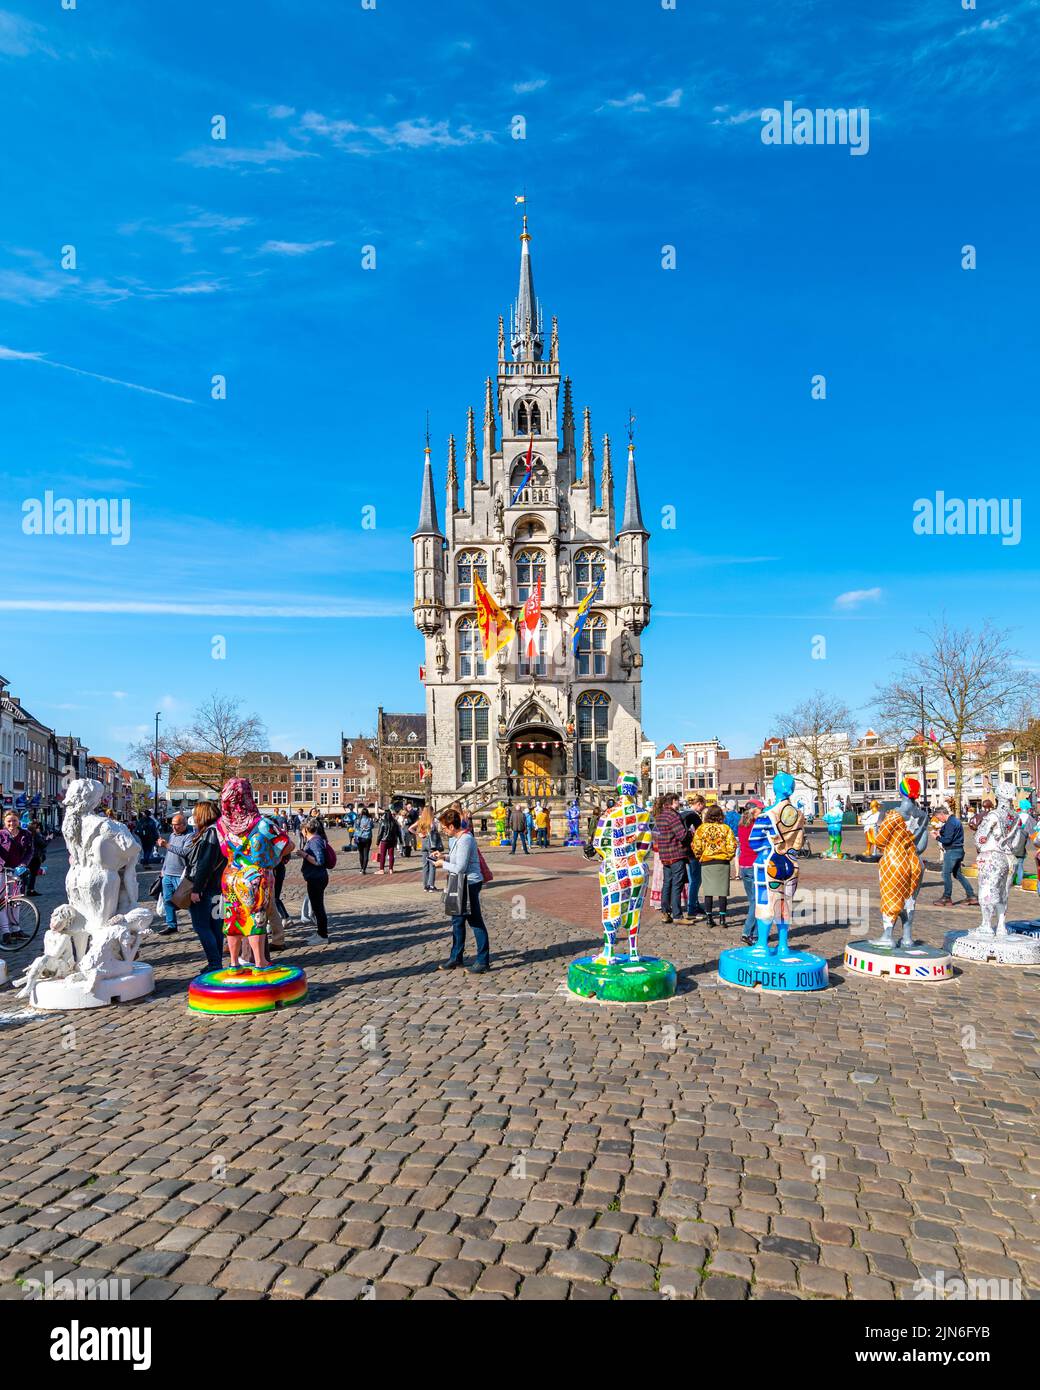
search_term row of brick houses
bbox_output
[652,727,1039,814]
[166,708,430,817]
[0,673,148,828]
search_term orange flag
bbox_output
[474,572,516,660]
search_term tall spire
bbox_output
[510,214,543,362]
[446,433,458,514]
[482,376,496,477]
[581,406,596,505]
[619,439,647,536]
[562,377,574,456]
[414,430,442,537]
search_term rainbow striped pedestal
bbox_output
[567,954,676,1003]
[188,964,308,1015]
[844,939,953,982]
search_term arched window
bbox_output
[515,400,542,436]
[457,616,486,678]
[577,692,609,783]
[457,693,490,785]
[576,612,607,677]
[456,549,487,606]
[574,548,606,603]
[515,548,547,604]
[518,618,548,679]
[516,402,528,435]
[530,403,541,433]
[509,456,552,506]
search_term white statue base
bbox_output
[844,939,953,981]
[945,928,1040,966]
[0,959,7,987]
[30,962,154,1010]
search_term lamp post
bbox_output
[153,711,161,815]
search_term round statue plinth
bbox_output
[0,959,7,986]
[567,954,676,1003]
[944,929,1040,966]
[188,963,307,1015]
[718,944,828,993]
[844,939,953,982]
[31,962,155,1011]
[1007,920,1040,939]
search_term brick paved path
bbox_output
[0,834,1038,1301]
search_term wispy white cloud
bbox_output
[0,10,54,58]
[656,88,683,108]
[0,345,194,404]
[514,78,548,95]
[834,587,883,609]
[259,239,335,256]
[297,110,494,152]
[267,104,296,119]
[181,139,318,168]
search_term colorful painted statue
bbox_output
[898,777,930,856]
[870,808,923,948]
[973,788,1018,937]
[565,799,582,847]
[746,772,805,952]
[493,801,508,846]
[823,801,844,858]
[861,800,881,857]
[592,772,653,965]
[216,778,292,970]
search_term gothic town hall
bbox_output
[412,218,651,814]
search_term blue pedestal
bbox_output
[1007,920,1040,939]
[718,942,829,992]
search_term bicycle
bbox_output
[0,869,41,952]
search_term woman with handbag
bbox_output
[432,807,489,974]
[182,801,227,971]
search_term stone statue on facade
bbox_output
[434,632,448,674]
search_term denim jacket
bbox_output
[445,830,483,885]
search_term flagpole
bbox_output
[153,711,161,816]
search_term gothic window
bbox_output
[514,400,542,436]
[518,618,548,679]
[456,549,487,605]
[457,693,490,786]
[577,692,609,783]
[509,456,552,506]
[574,548,606,602]
[457,616,486,678]
[576,613,607,678]
[515,548,547,604]
[530,403,541,433]
[516,402,528,435]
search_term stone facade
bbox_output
[412,218,650,809]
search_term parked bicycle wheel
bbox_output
[0,895,41,951]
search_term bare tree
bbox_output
[874,620,1029,809]
[772,692,853,816]
[128,695,268,796]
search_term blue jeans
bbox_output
[685,859,702,918]
[662,860,685,918]
[422,855,437,889]
[942,849,975,901]
[537,828,548,847]
[189,891,224,972]
[740,866,756,936]
[161,874,181,930]
[510,831,529,854]
[448,882,489,967]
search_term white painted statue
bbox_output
[14,779,156,1009]
[949,787,1040,966]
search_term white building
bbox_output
[655,743,685,800]
[413,217,651,813]
[682,738,729,795]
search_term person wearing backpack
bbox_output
[301,816,332,945]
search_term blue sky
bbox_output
[1,0,1037,764]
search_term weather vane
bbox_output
[628,409,636,444]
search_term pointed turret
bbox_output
[580,406,596,505]
[618,439,647,536]
[562,377,575,459]
[414,436,442,537]
[446,433,458,515]
[412,431,445,637]
[510,215,544,362]
[482,376,496,479]
[601,432,614,528]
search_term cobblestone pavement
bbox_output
[0,831,1038,1302]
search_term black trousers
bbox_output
[306,873,329,937]
[357,839,371,872]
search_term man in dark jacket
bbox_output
[679,796,705,921]
[935,807,976,906]
[508,802,529,855]
[653,795,690,923]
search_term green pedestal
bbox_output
[567,953,677,1003]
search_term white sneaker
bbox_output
[303,933,328,946]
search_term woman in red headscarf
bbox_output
[216,778,292,970]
